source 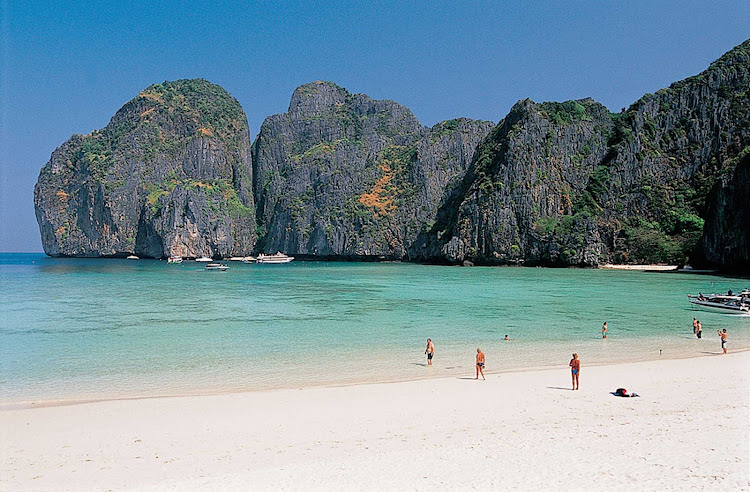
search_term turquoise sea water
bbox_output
[1,253,748,405]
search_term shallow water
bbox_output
[1,253,748,404]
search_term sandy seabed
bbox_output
[2,351,748,491]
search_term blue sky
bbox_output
[1,1,748,252]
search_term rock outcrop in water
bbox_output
[34,79,256,258]
[35,41,750,270]
[413,39,750,269]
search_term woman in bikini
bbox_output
[569,353,580,390]
[476,348,485,380]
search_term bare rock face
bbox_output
[252,81,493,258]
[693,152,750,272]
[415,39,750,267]
[34,79,256,258]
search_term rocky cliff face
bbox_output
[414,39,750,267]
[693,152,750,272]
[35,41,749,270]
[34,79,256,258]
[252,81,492,258]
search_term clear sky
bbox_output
[1,1,748,252]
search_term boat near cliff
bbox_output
[205,263,229,271]
[195,257,213,262]
[687,293,750,315]
[257,252,294,264]
[167,256,183,264]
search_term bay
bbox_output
[1,253,747,405]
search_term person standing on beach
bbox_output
[602,322,608,339]
[476,348,485,380]
[696,320,703,339]
[693,317,698,334]
[425,338,435,366]
[718,329,728,354]
[569,353,580,390]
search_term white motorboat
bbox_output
[167,256,183,264]
[688,293,749,315]
[126,255,139,260]
[228,257,246,261]
[242,256,257,264]
[205,263,229,271]
[256,252,294,264]
[195,256,213,262]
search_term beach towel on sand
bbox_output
[613,388,640,397]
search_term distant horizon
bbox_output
[2,1,749,252]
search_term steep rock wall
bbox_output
[34,79,256,258]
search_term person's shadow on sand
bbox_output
[546,386,574,391]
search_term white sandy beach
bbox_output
[2,351,749,491]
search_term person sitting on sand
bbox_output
[425,338,435,366]
[696,320,702,339]
[476,348,485,380]
[718,329,728,354]
[569,353,580,390]
[602,322,608,339]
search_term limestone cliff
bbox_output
[34,41,750,270]
[414,39,750,267]
[34,79,255,258]
[252,81,493,258]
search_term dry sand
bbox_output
[2,351,749,491]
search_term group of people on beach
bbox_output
[424,317,730,390]
[692,317,729,353]
[424,339,488,380]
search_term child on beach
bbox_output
[569,353,580,390]
[476,348,485,380]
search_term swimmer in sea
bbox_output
[504,334,510,341]
[569,353,580,390]
[476,348,485,380]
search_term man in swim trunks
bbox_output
[696,320,702,339]
[425,338,435,366]
[569,353,580,390]
[476,348,485,380]
[718,329,728,354]
[693,318,698,334]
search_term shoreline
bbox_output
[2,352,748,490]
[4,347,749,411]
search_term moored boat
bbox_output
[687,293,749,315]
[167,256,183,264]
[205,263,229,271]
[256,252,294,264]
[195,256,213,262]
[242,256,257,263]
[126,255,139,260]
